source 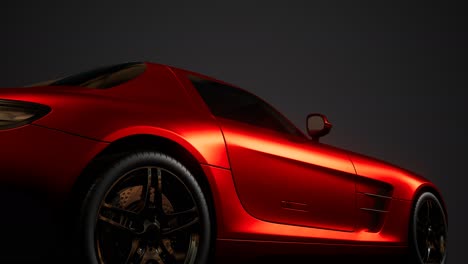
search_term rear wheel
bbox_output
[78,152,211,264]
[411,192,447,264]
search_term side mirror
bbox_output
[306,113,332,141]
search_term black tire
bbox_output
[410,192,448,264]
[77,152,211,264]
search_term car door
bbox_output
[218,118,357,231]
[184,73,357,232]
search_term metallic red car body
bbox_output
[0,62,446,261]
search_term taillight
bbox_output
[0,99,50,129]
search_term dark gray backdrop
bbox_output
[1,1,466,262]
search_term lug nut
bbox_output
[137,248,144,255]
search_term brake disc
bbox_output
[114,185,174,215]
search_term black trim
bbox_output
[359,208,389,213]
[363,192,392,199]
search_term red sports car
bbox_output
[0,62,447,263]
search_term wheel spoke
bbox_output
[125,240,143,264]
[416,224,426,234]
[102,202,139,217]
[166,206,197,217]
[162,216,199,236]
[98,214,138,235]
[155,168,163,213]
[140,167,152,210]
[159,239,178,262]
[431,223,446,235]
[417,216,426,228]
[425,246,431,262]
[163,206,199,236]
[426,199,432,224]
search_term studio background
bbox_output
[1,1,466,262]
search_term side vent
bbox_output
[356,178,393,232]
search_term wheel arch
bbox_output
[412,183,448,220]
[68,133,218,241]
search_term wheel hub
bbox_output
[143,220,161,236]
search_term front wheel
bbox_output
[78,152,212,264]
[410,192,448,264]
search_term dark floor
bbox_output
[216,254,412,264]
[0,255,412,264]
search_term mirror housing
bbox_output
[306,113,332,141]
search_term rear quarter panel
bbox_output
[0,63,230,169]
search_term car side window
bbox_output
[189,75,303,137]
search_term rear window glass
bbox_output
[47,62,146,89]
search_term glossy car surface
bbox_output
[0,62,447,263]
